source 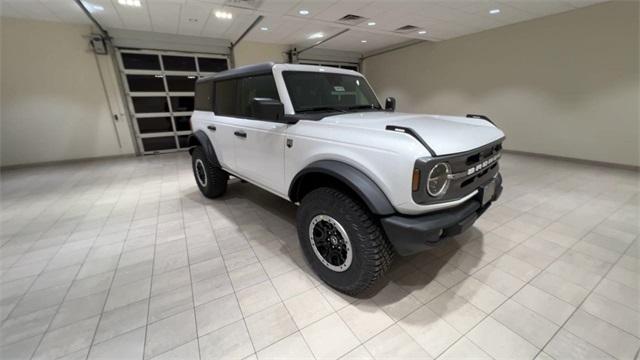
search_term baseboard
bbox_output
[502,149,639,171]
[1,154,137,171]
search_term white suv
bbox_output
[189,62,504,295]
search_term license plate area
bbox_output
[480,179,496,205]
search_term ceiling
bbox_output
[1,0,608,53]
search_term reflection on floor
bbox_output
[0,152,638,360]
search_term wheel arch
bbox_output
[188,130,220,166]
[288,160,396,216]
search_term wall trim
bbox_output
[503,149,639,171]
[1,154,137,171]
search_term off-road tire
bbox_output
[191,147,228,198]
[297,187,394,295]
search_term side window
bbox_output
[194,81,214,111]
[237,75,280,118]
[214,79,238,116]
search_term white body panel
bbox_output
[191,64,505,216]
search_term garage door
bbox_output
[117,49,229,154]
[299,60,359,71]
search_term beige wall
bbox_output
[233,41,289,67]
[1,17,136,167]
[363,1,639,167]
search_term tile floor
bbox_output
[0,152,638,360]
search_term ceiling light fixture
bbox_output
[490,9,501,14]
[367,21,376,26]
[418,30,427,34]
[299,9,310,15]
[308,32,324,39]
[118,0,141,7]
[82,1,104,12]
[215,11,233,19]
[260,27,269,31]
[361,40,367,43]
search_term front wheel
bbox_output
[191,147,228,198]
[297,187,394,295]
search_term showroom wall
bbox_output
[0,18,291,167]
[363,1,639,167]
[1,17,136,167]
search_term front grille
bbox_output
[412,139,503,205]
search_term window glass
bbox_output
[198,58,228,72]
[162,55,196,71]
[122,53,160,70]
[132,97,169,113]
[237,75,279,117]
[283,71,380,112]
[214,79,237,116]
[166,76,197,92]
[170,97,194,112]
[137,117,173,133]
[194,81,214,111]
[127,75,165,92]
[142,137,176,151]
[174,116,191,131]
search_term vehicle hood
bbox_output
[318,112,505,156]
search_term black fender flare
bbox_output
[188,130,220,166]
[288,160,396,216]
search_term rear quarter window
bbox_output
[194,81,214,111]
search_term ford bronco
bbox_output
[188,62,504,295]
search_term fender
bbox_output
[289,160,396,216]
[188,130,220,166]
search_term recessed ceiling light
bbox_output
[188,18,198,22]
[118,0,141,7]
[82,1,104,12]
[418,30,427,34]
[490,9,501,14]
[367,21,376,26]
[299,9,310,15]
[308,32,324,39]
[260,27,269,31]
[215,11,233,19]
[361,40,367,43]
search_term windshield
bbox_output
[283,71,381,113]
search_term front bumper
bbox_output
[380,173,502,256]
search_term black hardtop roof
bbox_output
[197,62,275,83]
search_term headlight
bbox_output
[427,162,451,197]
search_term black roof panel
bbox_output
[197,62,275,83]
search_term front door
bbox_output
[229,74,287,195]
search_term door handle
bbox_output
[234,130,247,138]
[207,125,216,131]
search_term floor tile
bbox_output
[144,309,197,359]
[199,320,254,360]
[195,293,242,336]
[512,285,576,325]
[300,313,360,360]
[95,299,148,344]
[245,303,297,351]
[364,324,432,360]
[467,317,539,360]
[439,336,491,360]
[32,316,100,360]
[0,306,57,347]
[449,277,507,313]
[544,329,614,360]
[236,281,281,317]
[104,277,151,312]
[564,309,640,360]
[338,300,394,342]
[492,299,559,348]
[149,339,199,360]
[426,290,487,334]
[398,305,461,358]
[270,269,314,300]
[88,326,145,360]
[284,287,334,329]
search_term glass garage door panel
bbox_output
[127,75,165,92]
[118,50,229,154]
[137,117,173,134]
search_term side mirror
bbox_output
[385,97,396,112]
[251,98,285,122]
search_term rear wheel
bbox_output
[297,187,394,295]
[191,147,228,198]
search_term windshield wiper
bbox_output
[297,106,347,113]
[345,104,382,111]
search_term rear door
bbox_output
[232,75,287,195]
